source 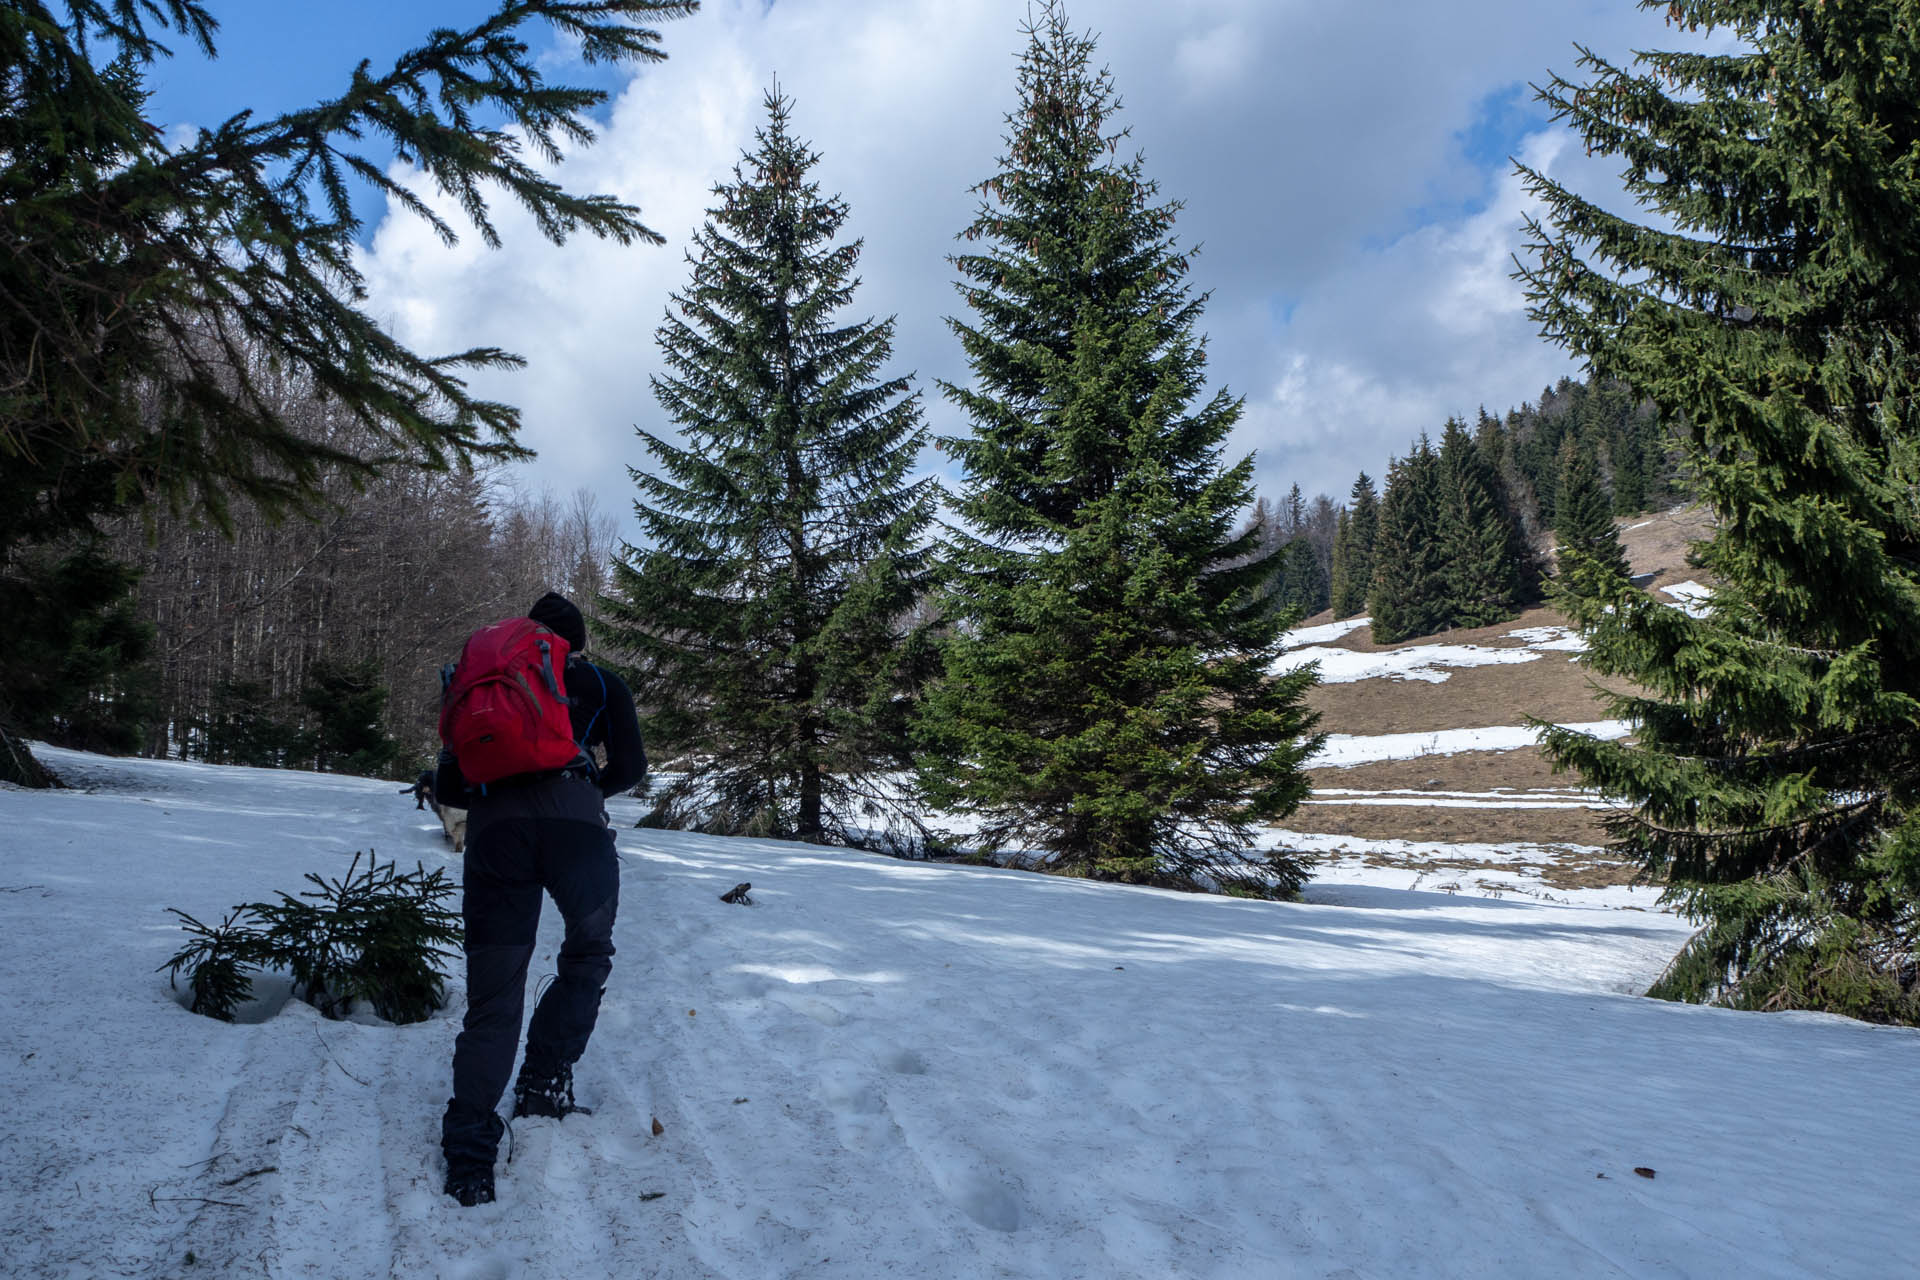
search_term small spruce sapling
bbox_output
[163,852,461,1024]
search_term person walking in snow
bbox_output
[435,591,646,1207]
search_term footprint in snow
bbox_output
[448,1253,512,1280]
[952,1171,1024,1233]
[882,1047,929,1075]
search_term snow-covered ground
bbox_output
[1275,621,1590,685]
[1310,721,1631,768]
[3,748,1914,1278]
[1275,830,1661,911]
[1277,616,1373,650]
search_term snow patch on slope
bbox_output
[1277,615,1371,650]
[1311,721,1631,767]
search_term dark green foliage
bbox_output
[1368,442,1447,644]
[604,89,936,848]
[1521,1,1920,1021]
[1436,418,1529,628]
[1499,377,1678,528]
[1328,510,1354,616]
[159,908,259,1021]
[300,658,401,778]
[200,679,304,768]
[162,852,462,1023]
[1273,536,1328,617]
[1328,472,1377,619]
[915,5,1323,896]
[1551,439,1630,584]
[1367,421,1538,642]
[0,540,156,755]
[0,0,694,784]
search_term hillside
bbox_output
[2,741,1915,1278]
[1275,506,1715,898]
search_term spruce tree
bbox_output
[916,4,1322,894]
[605,89,937,847]
[300,658,399,778]
[1437,417,1526,628]
[0,0,694,782]
[1521,1,1920,1021]
[1328,508,1356,619]
[1368,442,1447,644]
[1275,536,1328,617]
[1550,439,1630,584]
[0,541,155,755]
[1329,472,1378,619]
[1281,483,1307,544]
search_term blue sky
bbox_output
[146,3,493,129]
[141,1,1696,535]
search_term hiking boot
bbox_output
[444,1165,495,1207]
[512,1062,592,1119]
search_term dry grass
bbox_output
[1295,837,1648,892]
[1302,616,1629,735]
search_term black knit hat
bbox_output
[528,591,587,653]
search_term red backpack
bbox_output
[438,617,582,784]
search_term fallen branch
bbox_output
[313,1026,369,1086]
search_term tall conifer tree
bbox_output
[606,90,936,846]
[1551,439,1630,583]
[1274,536,1328,617]
[1369,442,1447,644]
[916,4,1322,894]
[1328,508,1356,619]
[1437,417,1526,628]
[1522,1,1920,1020]
[1329,472,1378,619]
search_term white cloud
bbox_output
[1173,22,1256,95]
[356,0,1704,538]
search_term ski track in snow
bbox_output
[2,748,1916,1278]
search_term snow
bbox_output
[1311,721,1632,767]
[1660,580,1714,618]
[1273,830,1664,912]
[1503,624,1588,652]
[1278,642,1545,684]
[1277,615,1371,650]
[1302,794,1606,810]
[4,746,1916,1278]
[1275,624,1593,685]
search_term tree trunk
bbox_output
[0,722,51,788]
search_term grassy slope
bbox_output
[1284,506,1713,885]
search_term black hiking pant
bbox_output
[441,775,618,1173]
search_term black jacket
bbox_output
[436,657,645,813]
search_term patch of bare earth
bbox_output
[1302,609,1629,735]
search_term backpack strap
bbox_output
[571,659,609,770]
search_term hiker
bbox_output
[435,592,646,1207]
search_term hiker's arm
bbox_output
[594,669,647,797]
[435,748,474,809]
